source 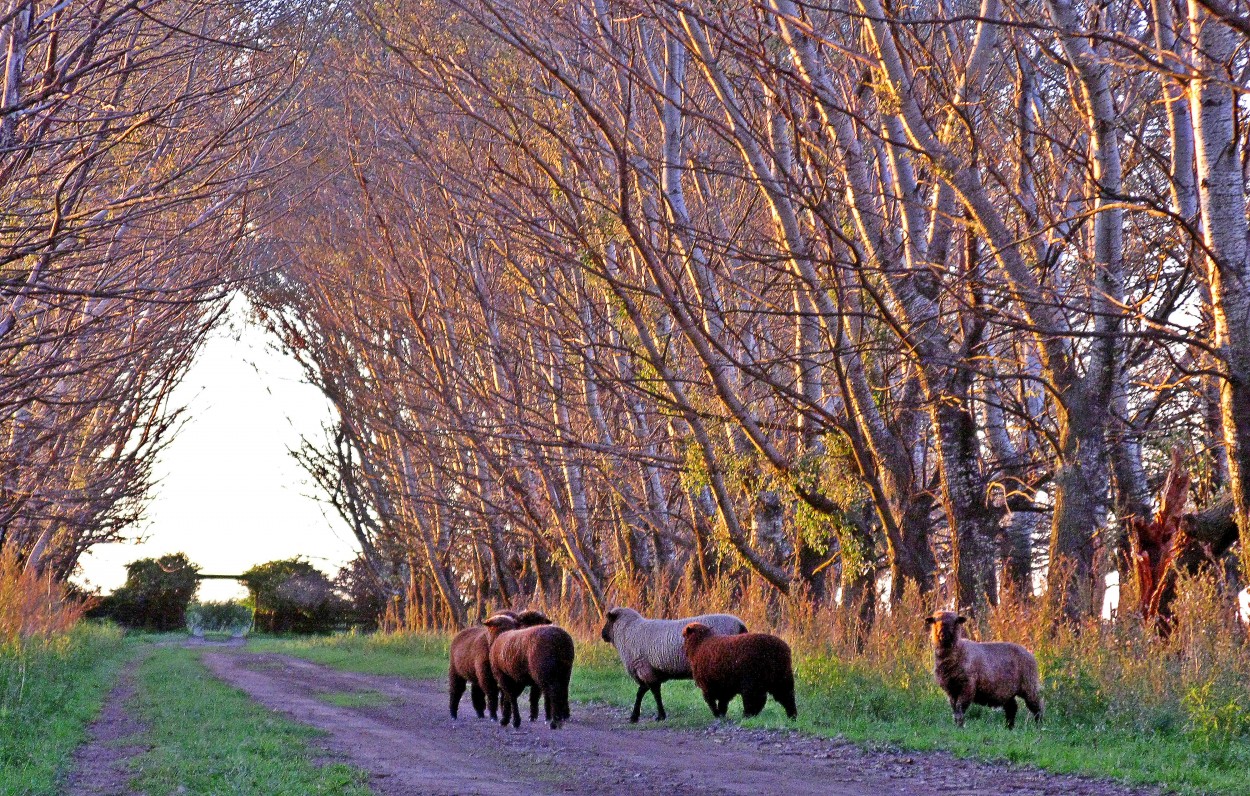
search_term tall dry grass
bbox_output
[0,550,88,646]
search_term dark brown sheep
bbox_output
[681,622,797,720]
[925,611,1043,729]
[483,614,575,729]
[448,610,551,720]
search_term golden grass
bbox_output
[0,551,88,647]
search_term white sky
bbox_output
[74,296,360,602]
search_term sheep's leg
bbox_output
[470,682,487,718]
[649,683,666,721]
[486,681,500,721]
[544,684,564,729]
[1003,698,1018,729]
[499,686,513,727]
[701,690,719,718]
[771,678,797,720]
[715,697,730,717]
[630,684,648,723]
[557,678,570,722]
[449,674,467,719]
[951,688,974,728]
[741,689,767,718]
[530,685,542,722]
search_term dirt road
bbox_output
[199,652,1158,796]
[63,658,149,796]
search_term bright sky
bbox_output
[74,296,360,602]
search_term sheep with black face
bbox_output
[600,607,747,722]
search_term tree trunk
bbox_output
[1188,2,1250,578]
[1049,398,1112,618]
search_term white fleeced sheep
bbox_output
[600,606,746,722]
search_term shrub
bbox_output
[91,553,199,631]
[241,558,350,633]
[334,556,385,629]
[186,601,253,635]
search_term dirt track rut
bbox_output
[200,652,1159,796]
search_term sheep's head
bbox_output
[483,613,520,642]
[600,606,638,642]
[515,609,552,628]
[681,621,713,647]
[924,611,966,648]
[601,607,621,642]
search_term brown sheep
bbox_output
[448,610,551,720]
[925,611,1043,729]
[483,613,575,729]
[681,622,797,720]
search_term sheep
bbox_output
[448,609,551,720]
[600,606,747,722]
[483,613,575,729]
[925,611,1043,729]
[681,622,797,720]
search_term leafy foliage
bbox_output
[92,554,200,632]
[241,558,349,634]
[186,601,254,635]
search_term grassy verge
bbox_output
[247,633,450,679]
[257,631,1250,796]
[0,623,131,796]
[127,645,372,796]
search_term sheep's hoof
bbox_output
[629,715,640,724]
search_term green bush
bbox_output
[185,601,253,635]
[90,554,200,631]
[241,559,349,633]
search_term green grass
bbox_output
[315,689,393,709]
[259,632,1250,796]
[247,632,451,679]
[128,646,373,795]
[0,623,131,796]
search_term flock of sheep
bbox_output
[448,607,1043,732]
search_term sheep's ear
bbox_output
[956,615,968,624]
[924,617,936,625]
